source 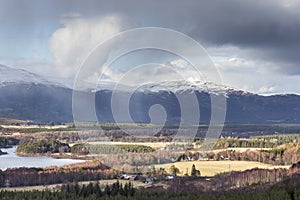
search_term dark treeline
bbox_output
[206,143,300,165]
[87,144,155,155]
[0,180,134,200]
[212,138,277,149]
[16,139,157,158]
[0,161,116,187]
[212,134,300,149]
[179,143,300,165]
[1,173,300,200]
[16,139,70,155]
[181,164,300,192]
[0,137,19,148]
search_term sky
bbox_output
[0,0,300,94]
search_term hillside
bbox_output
[0,65,300,124]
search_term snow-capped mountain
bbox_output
[0,65,300,124]
[0,65,73,122]
[0,64,69,88]
[0,65,50,86]
[134,80,249,96]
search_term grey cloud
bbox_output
[3,0,300,48]
[57,0,300,74]
[1,0,300,76]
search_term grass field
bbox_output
[155,160,290,177]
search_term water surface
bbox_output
[0,146,85,170]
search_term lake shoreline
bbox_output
[15,151,94,160]
[0,150,7,155]
[0,146,86,170]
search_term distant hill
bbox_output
[0,117,26,125]
[0,65,300,124]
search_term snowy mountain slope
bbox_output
[134,80,250,96]
[0,64,300,124]
[0,65,50,86]
[0,65,73,122]
[0,65,71,88]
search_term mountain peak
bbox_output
[134,80,251,96]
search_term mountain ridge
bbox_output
[0,65,300,124]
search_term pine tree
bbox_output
[104,184,111,196]
[124,182,129,197]
[129,182,135,196]
[169,165,180,175]
[191,164,200,176]
[191,164,196,176]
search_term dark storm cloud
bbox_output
[1,0,300,74]
[57,0,300,47]
[53,0,300,73]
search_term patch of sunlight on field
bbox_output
[155,161,290,177]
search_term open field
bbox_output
[0,125,68,129]
[155,160,290,177]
